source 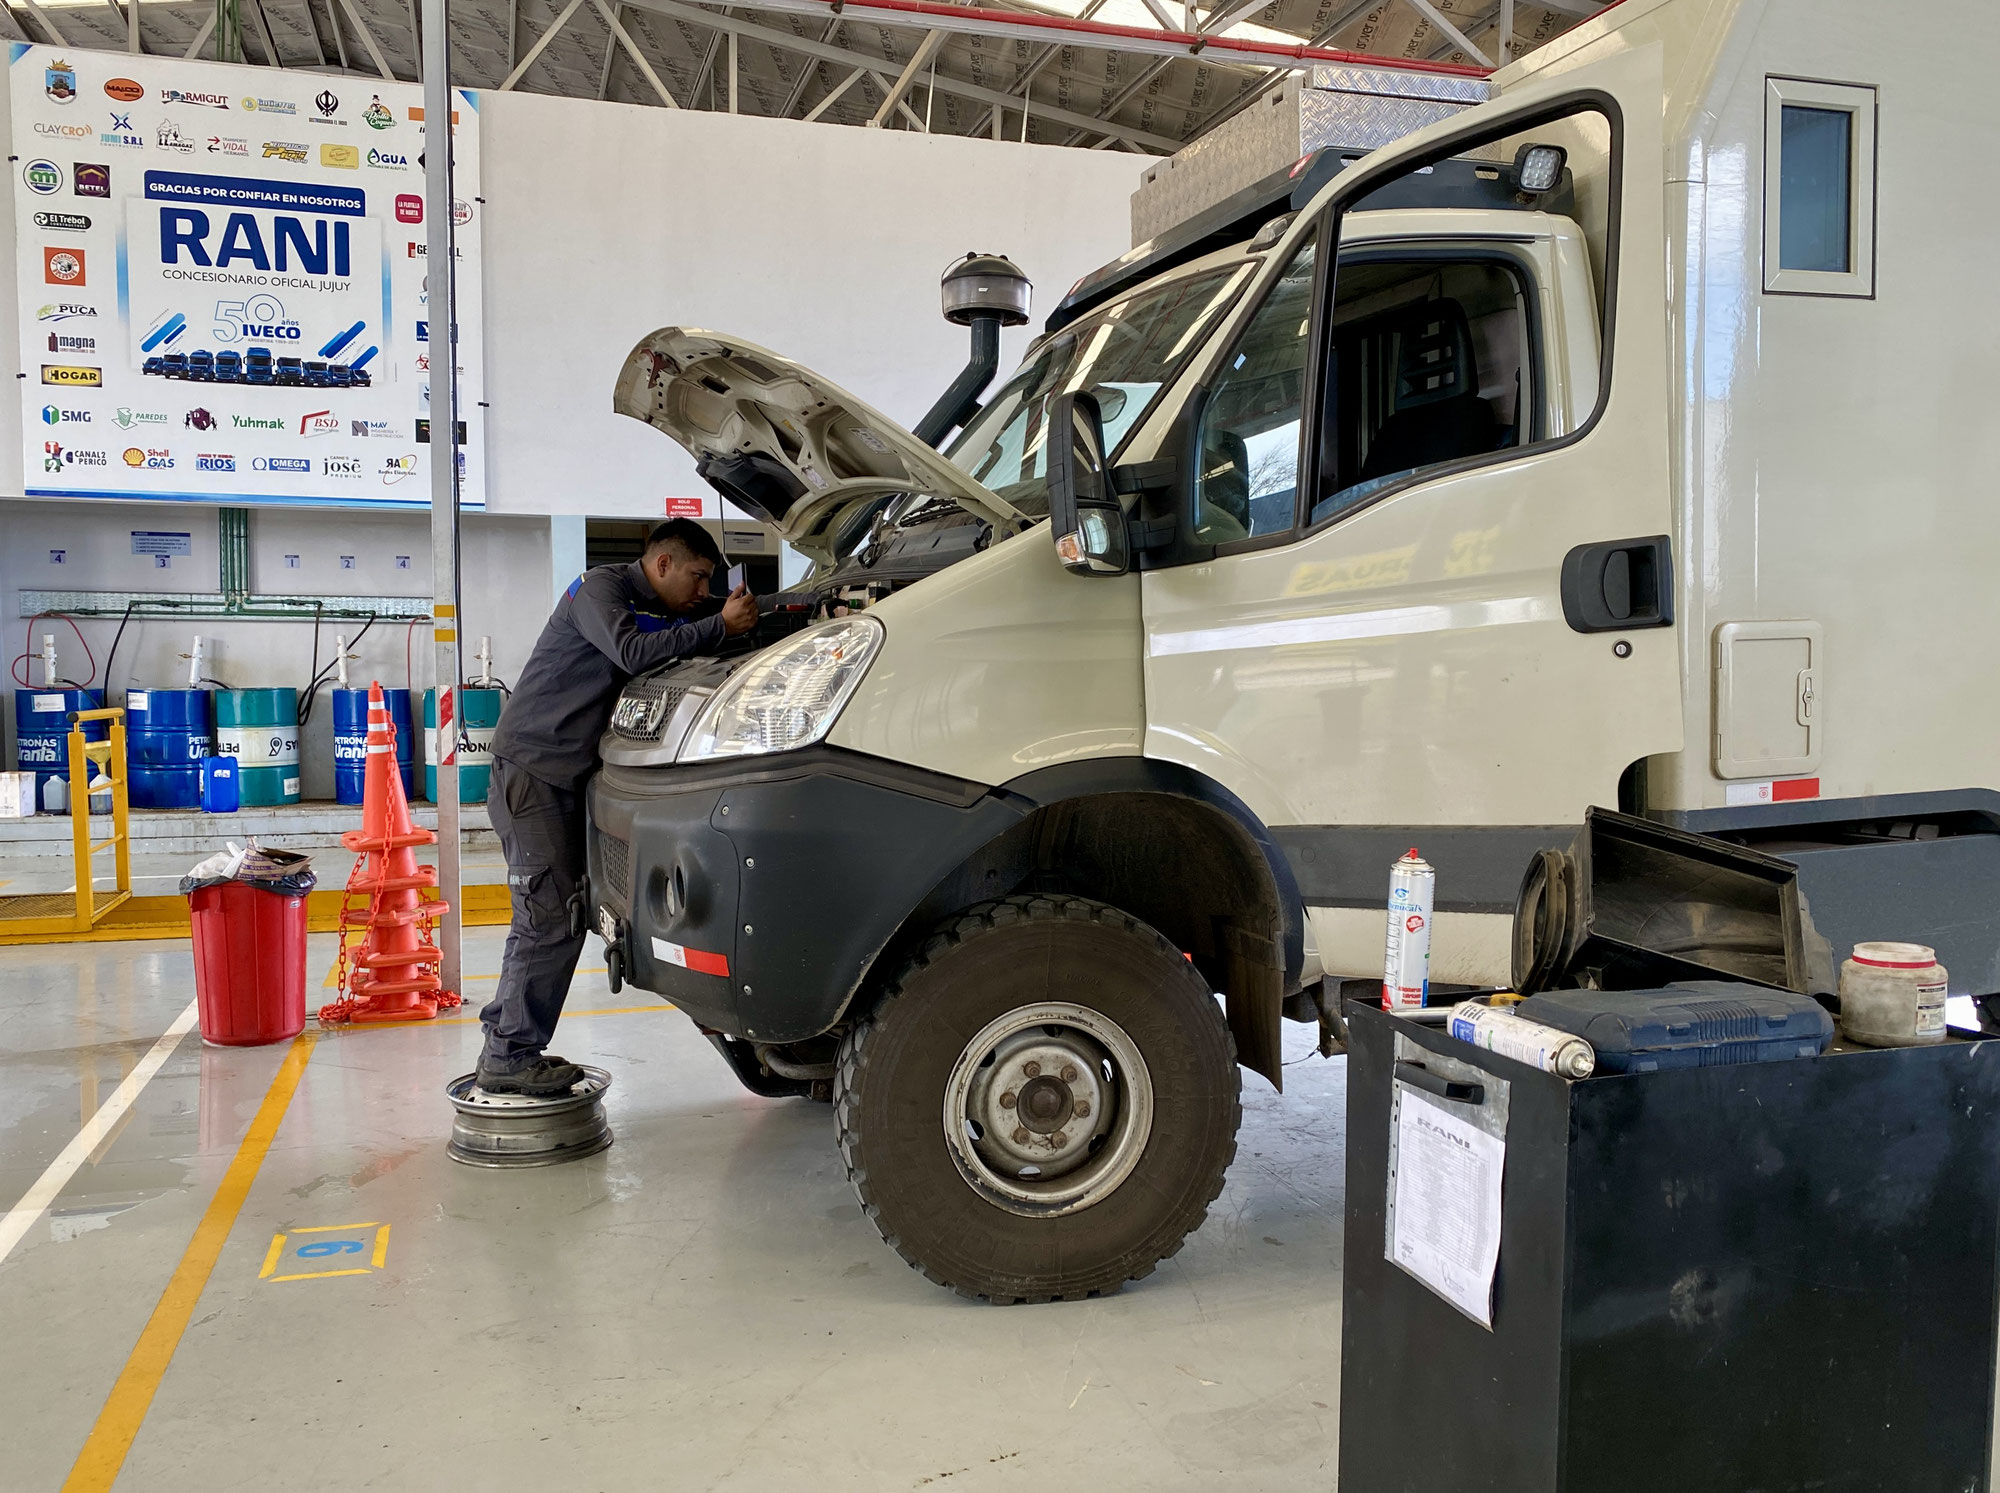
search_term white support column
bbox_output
[549,516,587,608]
[423,0,463,997]
[728,29,739,112]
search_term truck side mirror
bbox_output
[1047,390,1128,576]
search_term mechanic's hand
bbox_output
[720,584,759,637]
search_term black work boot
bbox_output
[475,1055,585,1097]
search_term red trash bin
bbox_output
[188,880,309,1046]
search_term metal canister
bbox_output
[1447,1002,1597,1079]
[1382,847,1435,1010]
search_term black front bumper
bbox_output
[587,747,1026,1043]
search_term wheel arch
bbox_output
[853,758,1304,1091]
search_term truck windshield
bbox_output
[944,263,1249,516]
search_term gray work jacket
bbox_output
[488,561,728,787]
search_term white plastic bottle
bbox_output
[1839,942,1948,1048]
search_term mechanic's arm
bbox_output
[569,571,747,672]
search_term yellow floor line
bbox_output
[61,1031,318,1493]
[320,964,608,989]
[316,1002,673,1031]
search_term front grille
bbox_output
[600,834,630,902]
[613,676,690,742]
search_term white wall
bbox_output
[0,77,1145,785]
[475,92,1146,515]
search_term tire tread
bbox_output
[833,894,1241,1304]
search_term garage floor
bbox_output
[0,930,1348,1491]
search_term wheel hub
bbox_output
[943,1002,1154,1218]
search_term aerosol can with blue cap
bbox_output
[1382,847,1434,1010]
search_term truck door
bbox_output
[1138,50,1681,984]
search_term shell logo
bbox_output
[122,447,145,466]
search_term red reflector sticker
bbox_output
[650,936,730,978]
[1724,776,1822,807]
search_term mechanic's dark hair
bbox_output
[645,517,724,570]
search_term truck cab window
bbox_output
[1192,236,1317,544]
[945,264,1247,517]
[1313,257,1534,524]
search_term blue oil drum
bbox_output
[333,687,415,804]
[423,688,502,804]
[124,688,213,809]
[13,687,102,812]
[213,688,300,806]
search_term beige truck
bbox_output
[592,0,1997,1301]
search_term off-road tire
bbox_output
[834,895,1240,1303]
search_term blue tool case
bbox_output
[1512,983,1834,1073]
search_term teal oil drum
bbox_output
[213,688,301,806]
[424,688,502,804]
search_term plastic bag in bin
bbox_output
[181,837,317,897]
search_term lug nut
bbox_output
[1051,1132,1068,1147]
[1012,1127,1029,1144]
[1073,1099,1090,1118]
[1060,1064,1077,1082]
[1000,1091,1017,1109]
[1023,1061,1041,1078]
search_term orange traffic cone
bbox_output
[319,681,462,1025]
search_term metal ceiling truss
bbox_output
[12,0,1606,153]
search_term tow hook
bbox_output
[597,904,626,994]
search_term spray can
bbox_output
[1382,847,1435,1010]
[1448,1002,1596,1079]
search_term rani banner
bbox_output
[10,43,485,508]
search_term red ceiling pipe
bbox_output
[808,0,1496,75]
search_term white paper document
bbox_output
[1388,1086,1505,1328]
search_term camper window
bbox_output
[1763,77,1877,297]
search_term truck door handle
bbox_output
[1560,535,1674,633]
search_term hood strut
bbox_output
[914,314,1001,449]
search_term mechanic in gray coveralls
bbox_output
[474,518,758,1096]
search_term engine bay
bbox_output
[601,495,1000,769]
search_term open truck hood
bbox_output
[614,328,1028,564]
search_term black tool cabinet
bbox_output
[1339,1001,2000,1493]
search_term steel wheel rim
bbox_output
[940,1001,1154,1218]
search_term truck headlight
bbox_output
[678,617,883,762]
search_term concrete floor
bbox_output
[0,929,1348,1491]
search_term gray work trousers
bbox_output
[478,756,588,1072]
